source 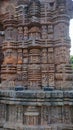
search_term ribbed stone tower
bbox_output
[0,0,73,130]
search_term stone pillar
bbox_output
[53,9,72,89]
[18,27,23,41]
[48,48,55,87]
[24,26,28,40]
[28,48,41,89]
[22,49,28,88]
[17,49,23,86]
[41,48,48,87]
[1,15,17,84]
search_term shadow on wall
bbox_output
[0,23,4,83]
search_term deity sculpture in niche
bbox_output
[29,26,40,40]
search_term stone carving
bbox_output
[0,0,73,90]
[18,27,23,41]
[0,1,73,130]
[29,26,40,40]
[24,106,40,125]
[42,26,48,39]
[24,27,28,40]
[0,104,5,121]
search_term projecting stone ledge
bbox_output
[3,123,73,130]
[0,90,73,105]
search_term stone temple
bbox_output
[0,0,73,130]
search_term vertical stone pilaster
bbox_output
[1,14,17,83]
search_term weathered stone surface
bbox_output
[0,0,73,90]
[0,0,73,130]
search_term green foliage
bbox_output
[70,55,73,69]
[72,64,73,69]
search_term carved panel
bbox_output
[18,27,23,41]
[24,106,40,125]
[0,104,5,121]
[42,26,48,39]
[62,106,71,124]
[41,49,48,63]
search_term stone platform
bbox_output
[0,90,73,130]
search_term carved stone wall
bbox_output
[0,0,73,130]
[0,0,73,90]
[0,91,73,130]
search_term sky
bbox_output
[70,19,73,55]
